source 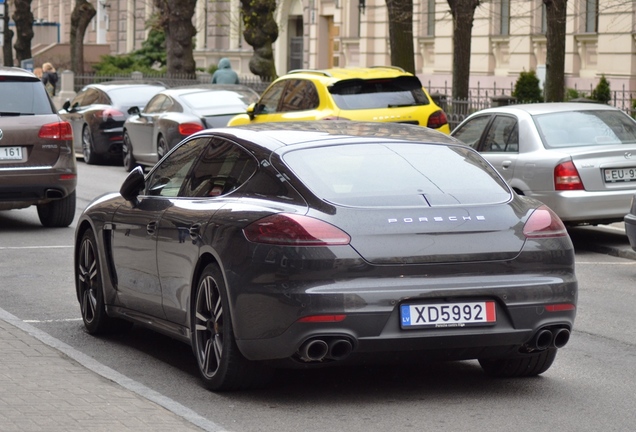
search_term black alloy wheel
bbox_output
[192,263,272,391]
[157,135,169,161]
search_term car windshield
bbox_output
[535,110,636,148]
[0,78,54,114]
[329,76,431,110]
[107,86,165,106]
[283,142,510,207]
[181,90,258,110]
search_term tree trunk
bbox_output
[385,0,415,74]
[2,4,14,67]
[240,0,279,80]
[447,0,481,108]
[544,0,567,102]
[12,0,33,65]
[70,0,96,74]
[154,0,197,77]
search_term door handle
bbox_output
[189,223,202,241]
[501,160,512,169]
[146,221,157,235]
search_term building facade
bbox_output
[14,0,636,94]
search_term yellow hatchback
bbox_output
[227,67,450,134]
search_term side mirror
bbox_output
[62,100,71,111]
[119,166,145,206]
[128,106,141,116]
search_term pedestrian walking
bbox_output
[41,62,59,96]
[211,58,239,84]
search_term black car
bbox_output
[60,81,166,164]
[0,67,77,227]
[122,84,259,171]
[74,121,577,391]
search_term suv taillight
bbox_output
[523,205,568,238]
[427,110,448,129]
[554,161,584,190]
[243,213,351,246]
[38,121,73,141]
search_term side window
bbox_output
[278,79,319,112]
[452,116,492,149]
[483,116,518,153]
[76,88,100,107]
[181,138,258,198]
[257,81,287,114]
[145,138,209,197]
[143,95,167,113]
[96,89,111,105]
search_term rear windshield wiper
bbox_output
[388,103,418,108]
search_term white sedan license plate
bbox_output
[400,301,496,329]
[0,146,25,161]
[604,168,636,183]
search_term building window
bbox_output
[500,0,510,35]
[540,3,547,34]
[585,0,598,33]
[423,0,435,36]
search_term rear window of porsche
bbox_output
[283,142,511,207]
[328,76,431,110]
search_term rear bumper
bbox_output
[0,167,77,208]
[236,304,576,362]
[527,189,634,224]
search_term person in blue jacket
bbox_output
[212,58,240,84]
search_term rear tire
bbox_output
[82,126,100,165]
[157,135,169,161]
[76,229,132,334]
[122,132,137,172]
[37,190,76,227]
[192,263,272,391]
[478,348,557,377]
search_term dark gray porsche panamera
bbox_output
[74,121,577,391]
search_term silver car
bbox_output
[451,102,636,225]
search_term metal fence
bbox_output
[424,80,636,130]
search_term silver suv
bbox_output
[0,67,77,227]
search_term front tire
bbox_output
[478,348,558,377]
[37,190,76,227]
[122,132,137,172]
[76,229,132,334]
[192,263,272,391]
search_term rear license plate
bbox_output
[604,168,636,183]
[400,301,496,329]
[0,146,25,161]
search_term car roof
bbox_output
[0,66,39,79]
[283,66,414,84]
[84,81,167,91]
[205,121,460,151]
[160,84,258,97]
[477,102,622,116]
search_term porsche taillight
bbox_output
[179,122,205,136]
[554,161,584,190]
[426,110,448,129]
[523,205,568,238]
[38,121,73,140]
[243,213,351,246]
